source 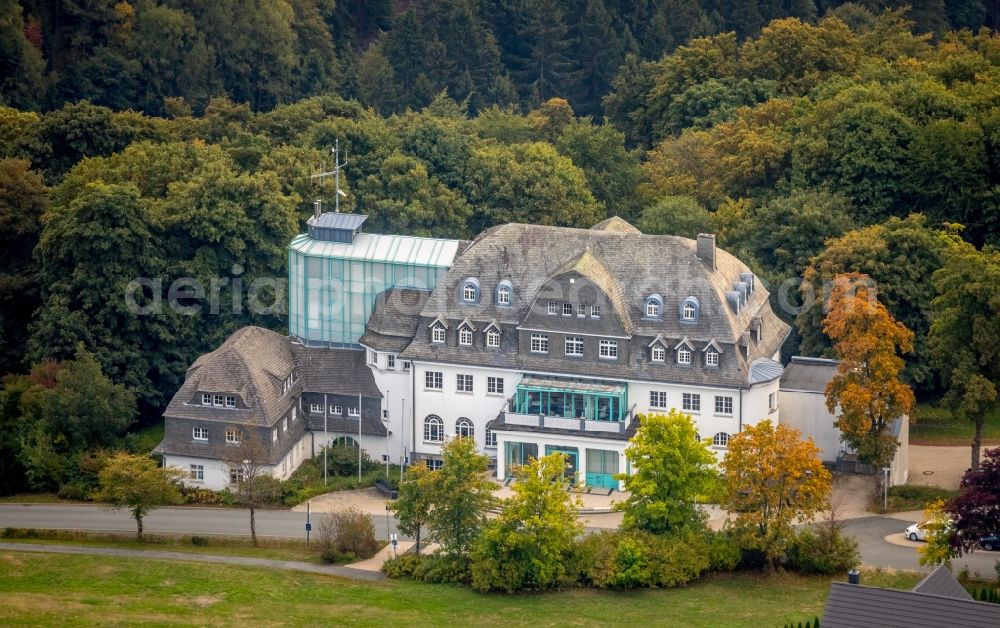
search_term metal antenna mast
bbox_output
[310,138,347,213]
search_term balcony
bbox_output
[497,406,636,437]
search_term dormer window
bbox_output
[706,349,719,367]
[460,278,480,304]
[562,303,573,316]
[677,347,692,365]
[547,301,558,315]
[201,393,211,406]
[590,305,601,318]
[680,296,700,323]
[644,294,664,319]
[432,325,446,343]
[459,327,473,346]
[225,395,236,408]
[496,281,512,306]
[651,345,665,362]
[486,328,501,348]
[213,394,224,406]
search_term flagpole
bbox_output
[358,391,362,483]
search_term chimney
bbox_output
[848,569,860,585]
[314,198,322,219]
[697,233,716,270]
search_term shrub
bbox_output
[315,507,379,564]
[412,552,471,584]
[707,529,741,572]
[786,524,860,574]
[381,553,424,578]
[575,530,711,589]
[190,535,209,547]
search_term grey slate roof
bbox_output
[360,288,430,353]
[780,356,840,393]
[290,344,382,398]
[164,326,298,427]
[822,580,1000,628]
[419,221,786,342]
[305,412,386,436]
[306,212,367,230]
[913,565,974,600]
[749,358,783,384]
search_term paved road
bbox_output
[842,516,999,575]
[0,504,399,541]
[0,542,384,580]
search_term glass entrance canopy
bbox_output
[513,376,628,422]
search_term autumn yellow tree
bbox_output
[721,420,831,572]
[824,272,915,499]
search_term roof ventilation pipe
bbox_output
[314,198,322,219]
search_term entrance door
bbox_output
[585,449,619,489]
[544,445,579,484]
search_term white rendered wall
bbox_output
[164,454,278,491]
[778,390,842,462]
[365,349,414,467]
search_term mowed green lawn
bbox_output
[0,551,920,627]
[910,404,1000,446]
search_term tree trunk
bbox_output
[135,510,143,542]
[971,414,984,472]
[415,526,421,555]
[250,505,257,547]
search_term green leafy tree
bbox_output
[423,436,497,557]
[389,464,434,554]
[824,273,915,498]
[555,118,645,220]
[94,452,184,541]
[617,410,719,534]
[222,429,283,547]
[930,246,1000,471]
[0,0,47,110]
[721,419,831,572]
[470,452,582,592]
[638,195,712,239]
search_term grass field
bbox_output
[911,404,1000,446]
[872,485,960,514]
[0,534,321,562]
[0,551,922,627]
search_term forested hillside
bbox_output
[0,4,998,495]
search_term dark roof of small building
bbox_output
[304,412,386,436]
[361,287,430,354]
[780,356,840,393]
[306,212,367,231]
[912,565,973,600]
[822,572,999,628]
[290,344,382,398]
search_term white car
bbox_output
[905,522,928,542]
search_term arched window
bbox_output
[485,427,497,447]
[706,349,719,367]
[460,278,480,304]
[651,345,665,362]
[496,281,513,306]
[424,415,444,442]
[677,347,692,364]
[432,324,446,343]
[459,327,473,346]
[486,329,501,348]
[713,432,729,447]
[332,435,358,448]
[456,417,474,439]
[680,296,700,322]
[644,294,663,318]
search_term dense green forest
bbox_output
[1,3,999,495]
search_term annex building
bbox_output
[157,208,797,491]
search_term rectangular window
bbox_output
[590,305,601,318]
[677,348,692,365]
[547,301,558,315]
[213,394,224,407]
[201,393,211,406]
[226,429,242,444]
[283,417,288,431]
[310,403,324,413]
[682,393,701,413]
[599,340,618,359]
[563,302,573,316]
[387,354,396,369]
[577,304,586,317]
[651,345,665,362]
[225,395,236,408]
[485,428,497,448]
[192,427,208,441]
[229,468,245,484]
[456,374,473,393]
[487,377,504,395]
[769,392,778,411]
[432,326,446,343]
[565,336,584,356]
[348,406,359,417]
[459,328,473,346]
[332,405,343,414]
[366,349,376,366]
[706,350,719,367]
[426,459,443,471]
[715,395,733,415]
[650,391,667,409]
[190,464,204,481]
[425,371,443,390]
[530,333,549,354]
[402,361,411,371]
[272,428,278,442]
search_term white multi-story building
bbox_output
[158,211,792,491]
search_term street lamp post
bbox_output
[882,466,891,512]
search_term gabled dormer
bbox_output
[703,339,723,368]
[648,334,669,363]
[675,337,695,366]
[484,320,502,349]
[428,315,449,344]
[457,317,477,346]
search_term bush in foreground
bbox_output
[316,507,378,564]
[786,523,860,575]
